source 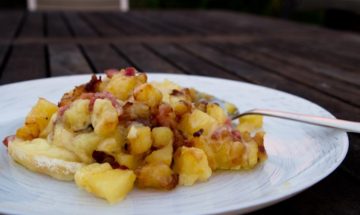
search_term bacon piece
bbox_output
[105,69,119,78]
[2,135,15,147]
[58,75,101,107]
[83,92,123,115]
[124,67,136,76]
[92,151,127,169]
[155,104,176,128]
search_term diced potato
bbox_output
[145,143,173,166]
[254,131,267,162]
[115,152,142,170]
[127,125,152,155]
[123,102,150,119]
[63,99,91,131]
[8,138,83,181]
[237,115,263,132]
[72,132,103,163]
[40,113,57,138]
[151,127,173,148]
[75,163,136,203]
[91,99,118,136]
[169,96,191,115]
[206,103,227,124]
[178,109,218,138]
[192,136,217,170]
[96,138,122,155]
[52,124,75,152]
[104,74,137,101]
[16,98,58,140]
[173,146,212,186]
[136,163,178,190]
[242,140,259,169]
[224,102,237,115]
[133,83,162,108]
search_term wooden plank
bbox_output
[63,12,98,37]
[230,43,360,107]
[46,12,72,37]
[48,44,92,76]
[0,11,24,39]
[261,39,360,72]
[114,43,183,73]
[245,41,360,87]
[0,44,46,84]
[145,43,242,80]
[80,12,123,37]
[81,44,130,72]
[130,11,188,36]
[18,12,44,38]
[207,42,360,121]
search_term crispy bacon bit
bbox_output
[231,130,242,141]
[155,104,176,128]
[124,67,136,76]
[170,89,183,96]
[92,151,127,169]
[84,75,101,92]
[105,69,119,78]
[58,104,70,117]
[173,129,186,150]
[193,128,204,137]
[58,75,101,107]
[83,92,123,114]
[2,135,15,147]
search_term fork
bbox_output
[231,109,360,133]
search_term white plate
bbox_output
[0,74,348,215]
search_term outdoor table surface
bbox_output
[0,10,359,214]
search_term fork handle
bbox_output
[234,109,360,133]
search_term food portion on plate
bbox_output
[2,68,266,203]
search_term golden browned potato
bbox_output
[75,163,136,203]
[151,127,174,148]
[237,115,263,132]
[206,103,227,124]
[136,163,178,190]
[133,83,163,108]
[91,99,119,136]
[16,98,58,140]
[178,109,218,138]
[127,124,152,155]
[145,143,173,166]
[173,146,212,186]
[104,74,137,101]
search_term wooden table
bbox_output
[0,10,359,214]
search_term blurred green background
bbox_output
[1,0,359,32]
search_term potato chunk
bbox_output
[151,127,173,148]
[91,99,118,136]
[75,163,136,203]
[136,163,178,190]
[127,124,152,155]
[16,98,58,140]
[173,147,212,186]
[63,99,91,131]
[179,109,217,138]
[237,115,263,132]
[8,138,83,181]
[206,103,227,124]
[104,74,137,101]
[133,83,162,108]
[145,143,173,166]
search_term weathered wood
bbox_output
[0,11,24,39]
[80,12,123,37]
[48,44,92,76]
[0,44,46,84]
[145,43,240,79]
[46,12,72,37]
[63,12,98,37]
[207,42,360,121]
[18,12,44,38]
[81,44,130,72]
[114,43,184,73]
